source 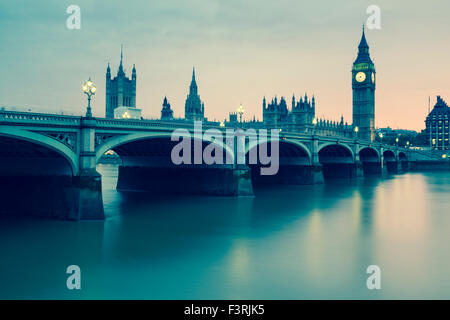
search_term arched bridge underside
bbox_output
[246,140,315,185]
[107,136,252,196]
[0,112,419,220]
[0,135,76,219]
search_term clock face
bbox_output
[355,72,366,82]
[371,72,375,83]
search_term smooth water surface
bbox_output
[1,164,449,299]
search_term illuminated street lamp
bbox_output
[312,117,317,135]
[82,78,96,117]
[219,121,225,128]
[237,104,245,124]
[122,111,131,119]
[379,132,383,144]
[406,141,410,148]
[395,137,399,146]
[354,126,359,139]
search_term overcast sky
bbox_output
[0,0,449,130]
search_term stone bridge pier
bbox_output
[74,117,104,220]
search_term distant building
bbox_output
[106,47,140,119]
[425,96,450,150]
[185,68,205,121]
[374,127,418,146]
[228,112,238,124]
[314,116,353,137]
[261,94,352,136]
[352,26,376,142]
[161,97,174,120]
[262,94,315,131]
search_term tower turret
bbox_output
[105,46,138,118]
[185,67,204,121]
[190,67,198,95]
[118,45,125,76]
[161,96,174,120]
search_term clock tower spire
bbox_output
[352,25,375,141]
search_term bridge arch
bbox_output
[383,149,398,174]
[95,131,248,195]
[0,127,78,175]
[398,151,407,161]
[383,149,396,162]
[245,138,313,185]
[358,147,381,175]
[0,127,80,219]
[398,151,409,171]
[318,143,355,163]
[245,138,312,165]
[318,143,355,180]
[358,146,380,161]
[95,131,235,164]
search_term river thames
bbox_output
[1,164,449,299]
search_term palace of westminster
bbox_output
[104,28,449,148]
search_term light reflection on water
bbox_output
[0,164,449,299]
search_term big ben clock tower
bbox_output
[352,26,375,141]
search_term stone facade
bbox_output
[261,95,352,137]
[426,96,450,150]
[263,94,315,131]
[105,47,137,118]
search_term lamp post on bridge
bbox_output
[237,104,245,125]
[312,117,317,135]
[379,132,383,145]
[354,126,359,140]
[82,78,96,118]
[233,104,245,169]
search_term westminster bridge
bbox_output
[0,110,443,220]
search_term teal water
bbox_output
[1,164,449,299]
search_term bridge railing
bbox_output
[0,110,424,156]
[0,110,80,126]
[0,110,378,143]
[96,118,204,129]
[95,118,248,132]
